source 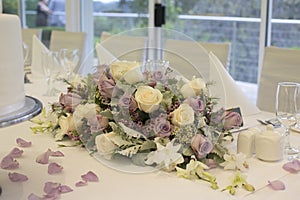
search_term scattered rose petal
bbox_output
[28,193,43,200]
[81,171,99,182]
[1,155,19,169]
[36,149,52,164]
[283,159,300,173]
[43,182,73,197]
[59,185,73,193]
[48,162,63,174]
[75,180,87,187]
[8,147,24,158]
[8,172,28,182]
[16,138,32,147]
[268,180,285,190]
[49,150,64,157]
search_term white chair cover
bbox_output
[49,30,86,73]
[257,46,300,112]
[100,32,147,63]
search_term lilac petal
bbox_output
[36,149,52,164]
[9,147,24,158]
[282,159,300,173]
[48,162,63,174]
[59,185,73,193]
[75,180,87,187]
[8,172,28,182]
[81,171,99,182]
[28,193,43,200]
[16,138,32,147]
[44,182,60,194]
[268,180,285,190]
[1,155,19,169]
[49,150,64,157]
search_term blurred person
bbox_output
[48,0,65,27]
[35,0,52,27]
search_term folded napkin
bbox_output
[31,35,49,77]
[209,52,261,116]
[95,42,118,65]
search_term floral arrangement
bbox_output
[31,60,251,194]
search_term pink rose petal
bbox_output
[268,180,285,190]
[59,185,73,193]
[8,172,28,182]
[1,155,19,169]
[48,162,63,174]
[282,159,300,173]
[75,180,87,187]
[81,171,99,182]
[36,149,52,164]
[44,182,61,194]
[49,150,64,157]
[16,138,32,147]
[28,193,43,200]
[9,147,24,158]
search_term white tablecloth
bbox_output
[0,77,300,200]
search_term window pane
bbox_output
[93,0,148,42]
[271,0,300,49]
[166,0,261,83]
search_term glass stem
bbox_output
[284,127,291,149]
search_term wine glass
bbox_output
[59,48,80,81]
[275,82,299,155]
[41,51,60,96]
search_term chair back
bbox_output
[49,30,86,72]
[199,42,231,70]
[257,46,300,112]
[164,39,210,80]
[21,28,42,66]
[99,32,147,63]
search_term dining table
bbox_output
[0,75,300,200]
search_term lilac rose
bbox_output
[154,119,174,138]
[223,111,243,130]
[118,93,138,112]
[98,72,116,99]
[183,97,205,113]
[191,134,213,159]
[59,92,83,112]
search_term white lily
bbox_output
[145,140,184,170]
[220,152,248,171]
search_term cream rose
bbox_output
[95,132,118,160]
[135,86,163,113]
[171,103,195,126]
[110,61,141,81]
[55,114,76,141]
[180,76,207,98]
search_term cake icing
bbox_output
[0,14,25,116]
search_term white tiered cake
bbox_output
[0,14,25,116]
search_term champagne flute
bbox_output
[275,82,299,155]
[59,48,80,81]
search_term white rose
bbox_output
[135,85,163,113]
[55,114,76,141]
[73,103,100,126]
[171,103,195,126]
[95,132,118,160]
[110,61,140,81]
[123,66,144,84]
[180,76,207,98]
